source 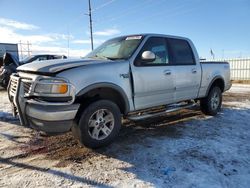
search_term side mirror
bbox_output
[141,51,156,62]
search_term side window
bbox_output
[34,56,47,62]
[136,37,169,66]
[39,56,47,61]
[48,55,54,59]
[168,38,195,65]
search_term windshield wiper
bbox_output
[90,55,109,60]
[105,57,125,60]
[89,55,125,61]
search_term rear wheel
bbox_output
[73,100,121,148]
[200,86,222,116]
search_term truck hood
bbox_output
[17,58,110,74]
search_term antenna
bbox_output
[67,27,70,57]
[88,0,94,50]
[27,41,31,56]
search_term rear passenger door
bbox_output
[167,38,201,102]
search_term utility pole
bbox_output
[88,0,94,50]
[27,41,31,56]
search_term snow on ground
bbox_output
[228,84,250,94]
[0,84,250,188]
[0,87,14,121]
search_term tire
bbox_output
[0,74,9,89]
[200,86,222,116]
[1,77,9,89]
[73,100,121,148]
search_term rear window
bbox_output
[168,38,195,65]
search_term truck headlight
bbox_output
[34,79,69,94]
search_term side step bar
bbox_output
[127,102,197,121]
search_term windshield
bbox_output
[86,35,143,60]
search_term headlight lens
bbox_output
[34,79,69,94]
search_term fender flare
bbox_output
[76,82,130,114]
[205,76,225,96]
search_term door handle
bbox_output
[191,68,197,74]
[164,70,171,75]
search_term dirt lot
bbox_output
[0,84,250,187]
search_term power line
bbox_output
[101,0,198,30]
[92,0,117,12]
[94,0,154,27]
[57,0,117,51]
[86,0,117,50]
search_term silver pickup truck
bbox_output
[8,34,231,148]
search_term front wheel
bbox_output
[73,100,121,148]
[200,86,222,116]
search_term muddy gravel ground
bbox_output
[0,84,250,187]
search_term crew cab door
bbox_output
[131,37,175,110]
[167,38,201,101]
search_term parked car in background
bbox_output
[0,56,3,68]
[8,34,231,148]
[0,53,19,89]
[0,54,67,88]
[20,54,67,64]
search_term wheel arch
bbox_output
[206,76,225,96]
[75,82,130,115]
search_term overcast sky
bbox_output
[0,0,249,59]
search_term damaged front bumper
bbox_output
[8,74,79,133]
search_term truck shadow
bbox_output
[0,156,112,187]
[0,107,249,187]
[0,132,30,144]
[0,108,202,187]
[95,107,250,186]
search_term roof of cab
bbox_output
[109,33,191,42]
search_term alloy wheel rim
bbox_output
[211,92,220,110]
[88,109,115,140]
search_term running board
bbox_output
[127,102,197,121]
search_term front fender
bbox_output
[76,82,130,114]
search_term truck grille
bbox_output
[9,75,33,97]
[9,75,19,96]
[23,80,32,95]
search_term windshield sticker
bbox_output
[125,36,142,40]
